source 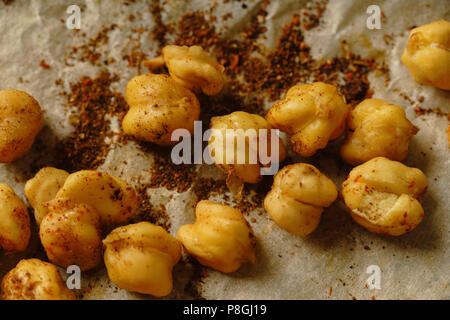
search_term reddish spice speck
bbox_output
[46,247,56,256]
[230,54,239,70]
[56,71,128,171]
[39,60,51,69]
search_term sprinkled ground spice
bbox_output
[193,178,229,202]
[184,257,206,300]
[414,106,450,148]
[151,0,174,53]
[122,27,148,74]
[130,184,171,230]
[174,12,220,49]
[414,106,449,120]
[316,54,378,103]
[235,181,270,215]
[138,142,198,193]
[66,25,117,66]
[56,71,128,171]
[39,60,51,69]
[300,0,328,30]
[255,14,314,101]
[238,15,380,104]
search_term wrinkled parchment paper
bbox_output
[0,0,449,300]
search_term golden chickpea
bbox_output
[401,20,450,90]
[144,45,225,95]
[340,99,418,165]
[177,200,257,273]
[267,82,349,157]
[103,222,181,297]
[0,89,43,162]
[123,74,200,146]
[208,111,286,194]
[341,157,427,236]
[264,164,338,236]
[0,183,30,252]
[55,170,138,225]
[0,259,76,300]
[39,198,102,271]
[24,167,69,225]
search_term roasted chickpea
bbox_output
[340,99,418,165]
[401,20,450,90]
[123,74,200,146]
[0,183,30,252]
[55,170,138,225]
[24,167,69,225]
[39,198,102,271]
[341,157,427,236]
[177,200,256,273]
[267,82,349,157]
[208,111,286,194]
[0,89,43,162]
[103,222,181,297]
[144,45,225,95]
[264,164,338,236]
[0,259,76,300]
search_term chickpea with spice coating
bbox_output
[267,82,349,157]
[55,170,138,225]
[401,20,450,90]
[144,45,225,96]
[123,74,200,146]
[103,222,182,297]
[39,198,103,271]
[341,157,427,236]
[0,89,43,162]
[264,163,338,236]
[1,259,76,300]
[24,167,69,225]
[0,183,30,253]
[208,111,286,195]
[340,99,418,165]
[36,170,138,271]
[177,200,257,273]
